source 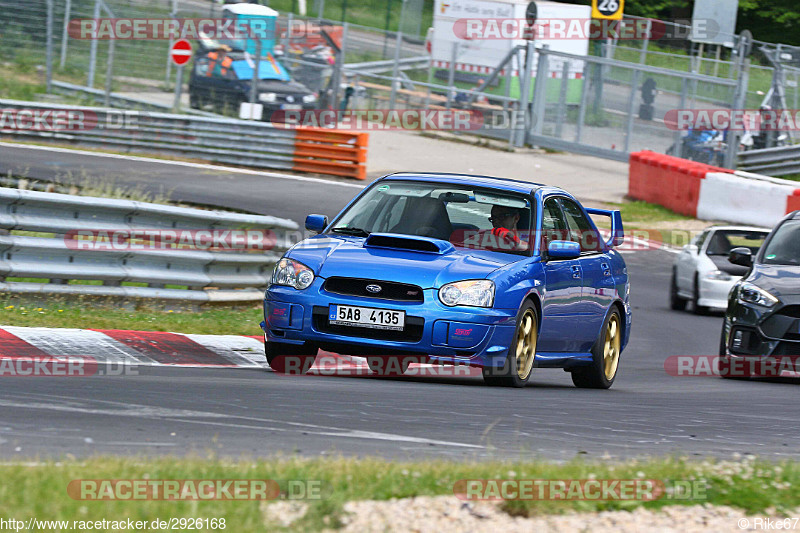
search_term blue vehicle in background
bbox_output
[262,173,632,388]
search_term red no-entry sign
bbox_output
[170,39,192,66]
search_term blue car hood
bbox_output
[287,236,519,288]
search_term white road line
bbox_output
[0,141,366,189]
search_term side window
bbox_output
[559,198,602,253]
[195,57,210,77]
[541,198,568,248]
[693,230,710,248]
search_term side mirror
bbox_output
[729,247,753,267]
[548,240,581,260]
[305,214,328,234]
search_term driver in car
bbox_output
[487,205,528,251]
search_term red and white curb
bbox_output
[0,327,482,377]
[0,326,267,368]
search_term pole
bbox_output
[332,23,348,111]
[250,39,263,114]
[104,39,114,106]
[389,0,406,109]
[87,0,100,87]
[46,0,54,93]
[173,65,184,112]
[444,41,457,111]
[529,43,548,141]
[60,0,71,69]
[382,0,393,59]
[724,57,750,169]
[673,78,688,158]
[623,69,640,153]
[575,61,590,143]
[318,0,325,21]
[555,61,569,139]
[166,0,177,89]
[341,0,347,22]
[639,19,651,65]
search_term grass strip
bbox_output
[0,302,264,336]
[0,455,796,532]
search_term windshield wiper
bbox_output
[331,227,371,237]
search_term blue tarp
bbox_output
[231,55,290,82]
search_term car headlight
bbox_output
[737,282,778,308]
[705,269,733,281]
[259,92,277,103]
[439,280,495,308]
[272,258,315,290]
[302,94,317,104]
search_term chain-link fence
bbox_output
[2,1,795,168]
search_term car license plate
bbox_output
[282,104,303,110]
[329,305,405,331]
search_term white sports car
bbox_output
[670,226,769,314]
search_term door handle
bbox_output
[571,265,581,279]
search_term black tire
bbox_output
[482,301,538,388]
[572,308,622,389]
[692,274,708,315]
[669,269,687,311]
[189,91,202,110]
[367,356,410,376]
[264,339,317,375]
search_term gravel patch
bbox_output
[322,496,792,532]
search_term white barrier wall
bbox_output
[697,172,800,227]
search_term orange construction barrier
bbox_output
[292,128,368,181]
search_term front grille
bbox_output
[323,277,424,302]
[312,306,424,342]
[762,309,800,341]
[777,305,800,319]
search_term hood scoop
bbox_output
[364,233,455,255]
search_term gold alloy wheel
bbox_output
[604,314,622,381]
[515,309,537,380]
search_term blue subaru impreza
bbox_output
[262,173,631,388]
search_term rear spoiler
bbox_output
[585,208,624,248]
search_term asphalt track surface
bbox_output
[0,144,798,460]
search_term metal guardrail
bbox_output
[738,145,800,177]
[344,56,431,75]
[0,99,368,180]
[0,188,299,303]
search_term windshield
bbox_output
[705,230,768,256]
[231,57,290,81]
[329,181,534,256]
[761,220,800,265]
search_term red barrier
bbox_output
[628,151,734,217]
[788,190,800,214]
